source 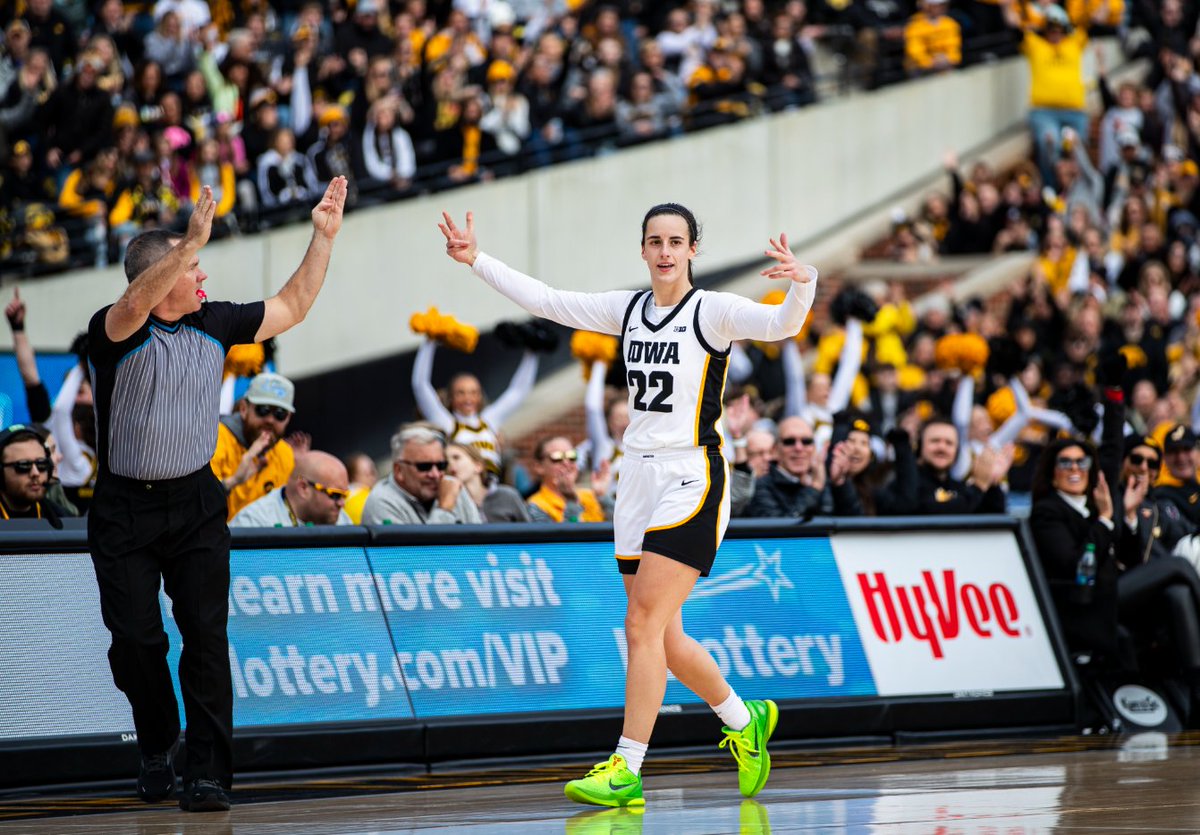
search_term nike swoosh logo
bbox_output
[628,326,638,332]
[609,779,639,791]
[681,479,699,486]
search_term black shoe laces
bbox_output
[142,753,173,772]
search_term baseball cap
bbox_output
[1043,4,1070,27]
[1163,423,1196,452]
[0,423,48,455]
[245,373,295,413]
[849,417,874,435]
[1123,432,1161,459]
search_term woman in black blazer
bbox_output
[1029,438,1120,660]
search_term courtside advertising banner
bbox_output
[0,554,134,740]
[830,530,1065,696]
[162,548,417,727]
[0,527,1067,743]
[368,537,876,718]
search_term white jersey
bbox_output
[619,289,730,453]
[471,252,818,453]
[450,416,502,474]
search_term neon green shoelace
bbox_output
[719,727,758,768]
[585,756,624,777]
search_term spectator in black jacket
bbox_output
[1030,438,1122,660]
[39,53,113,172]
[914,417,1009,514]
[1120,433,1191,560]
[306,106,358,208]
[20,0,76,74]
[840,417,919,515]
[758,12,816,110]
[1157,424,1200,530]
[744,416,862,518]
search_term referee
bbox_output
[87,178,347,812]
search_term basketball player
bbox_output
[439,205,817,807]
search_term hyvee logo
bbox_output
[856,569,1021,659]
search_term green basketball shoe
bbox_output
[564,754,646,808]
[718,699,779,798]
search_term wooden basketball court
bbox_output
[3,734,1200,833]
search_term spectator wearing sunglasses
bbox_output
[230,451,352,527]
[0,424,71,524]
[1156,425,1200,531]
[743,416,861,519]
[913,417,1010,515]
[526,435,609,524]
[1030,438,1120,659]
[1120,434,1187,560]
[211,372,297,520]
[361,424,482,525]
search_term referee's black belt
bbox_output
[99,466,213,492]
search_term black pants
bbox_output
[88,467,233,788]
[1119,556,1200,673]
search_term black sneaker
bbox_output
[179,778,231,813]
[136,739,179,803]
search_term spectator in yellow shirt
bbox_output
[1003,1,1091,183]
[904,0,962,76]
[211,372,297,519]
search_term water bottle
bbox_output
[1074,542,1097,604]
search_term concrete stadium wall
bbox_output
[5,54,1057,378]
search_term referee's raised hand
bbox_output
[312,176,348,240]
[186,185,216,250]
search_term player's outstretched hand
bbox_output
[185,185,216,250]
[761,233,816,283]
[312,176,348,240]
[439,211,478,266]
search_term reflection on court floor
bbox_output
[4,734,1200,833]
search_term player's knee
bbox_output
[625,598,668,646]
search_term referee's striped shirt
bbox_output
[87,302,265,481]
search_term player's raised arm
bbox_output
[438,210,628,335]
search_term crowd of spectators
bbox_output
[1,0,1061,276]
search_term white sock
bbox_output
[615,736,648,775]
[711,688,752,732]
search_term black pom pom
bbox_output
[494,321,525,350]
[986,336,1026,380]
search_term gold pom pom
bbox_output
[224,343,265,378]
[410,307,478,353]
[934,332,989,373]
[571,331,619,378]
[987,386,1016,426]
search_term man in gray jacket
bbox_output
[362,424,481,525]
